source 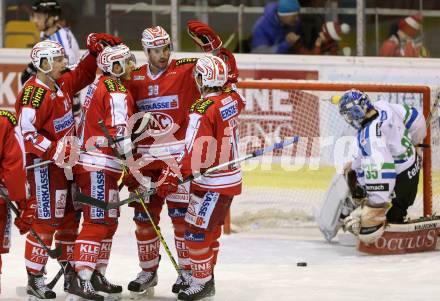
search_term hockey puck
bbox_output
[297,262,307,267]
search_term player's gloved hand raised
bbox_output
[14,197,36,235]
[187,20,222,53]
[156,166,180,198]
[87,33,122,56]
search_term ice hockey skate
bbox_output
[177,277,215,301]
[26,272,56,301]
[65,270,104,301]
[127,270,158,299]
[91,270,122,300]
[172,270,191,294]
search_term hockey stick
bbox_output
[0,191,61,258]
[26,112,152,170]
[78,136,300,210]
[96,119,183,277]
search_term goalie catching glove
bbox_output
[344,202,391,244]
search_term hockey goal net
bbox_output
[225,81,440,233]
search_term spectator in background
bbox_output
[379,13,428,57]
[311,21,351,55]
[251,0,305,54]
[21,0,81,84]
[21,0,82,118]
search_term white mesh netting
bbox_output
[231,82,440,232]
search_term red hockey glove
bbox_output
[217,47,238,83]
[187,20,222,52]
[14,197,36,235]
[156,166,180,198]
[87,33,122,56]
[44,137,79,168]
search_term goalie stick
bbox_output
[77,136,300,210]
[0,190,61,258]
[25,112,153,170]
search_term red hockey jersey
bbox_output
[180,90,245,196]
[15,54,97,165]
[0,110,26,203]
[123,58,200,170]
[74,76,135,175]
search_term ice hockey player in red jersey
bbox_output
[156,55,245,301]
[68,44,136,301]
[122,22,240,297]
[0,110,28,295]
[15,33,120,300]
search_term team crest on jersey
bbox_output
[31,87,47,108]
[103,78,127,93]
[175,58,197,66]
[219,100,238,121]
[21,85,35,105]
[190,99,214,114]
[0,110,17,125]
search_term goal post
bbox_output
[223,81,439,234]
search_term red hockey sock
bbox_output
[190,249,214,284]
[135,229,160,272]
[73,222,107,271]
[24,228,54,274]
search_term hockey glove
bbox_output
[87,33,122,56]
[156,166,180,198]
[45,137,80,168]
[187,20,222,53]
[14,197,36,235]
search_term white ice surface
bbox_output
[2,193,440,301]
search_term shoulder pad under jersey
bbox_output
[190,98,215,114]
[103,78,127,93]
[0,110,17,126]
[175,58,198,66]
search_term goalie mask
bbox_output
[30,40,65,73]
[339,89,374,129]
[97,44,132,77]
[194,55,227,91]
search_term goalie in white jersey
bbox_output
[339,89,425,244]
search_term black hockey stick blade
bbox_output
[47,266,64,289]
[76,192,139,210]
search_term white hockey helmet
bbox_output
[194,55,228,89]
[97,44,132,77]
[141,26,171,53]
[30,40,65,73]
